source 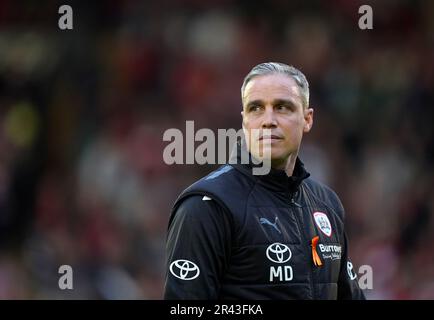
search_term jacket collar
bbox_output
[229,139,310,194]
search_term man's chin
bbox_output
[252,147,287,162]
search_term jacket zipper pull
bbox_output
[289,194,302,207]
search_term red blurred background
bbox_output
[0,0,433,299]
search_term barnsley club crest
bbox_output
[313,212,332,237]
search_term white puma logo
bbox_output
[259,217,281,234]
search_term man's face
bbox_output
[242,73,314,169]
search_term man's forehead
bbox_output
[243,74,302,103]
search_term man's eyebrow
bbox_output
[272,98,298,108]
[246,100,264,108]
[245,98,301,109]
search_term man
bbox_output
[164,62,365,299]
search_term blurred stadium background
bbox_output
[0,0,433,299]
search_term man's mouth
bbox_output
[258,135,283,141]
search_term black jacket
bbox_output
[164,142,365,300]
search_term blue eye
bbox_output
[250,105,261,112]
[276,104,294,112]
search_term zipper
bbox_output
[289,191,316,299]
[289,189,301,207]
[290,196,302,208]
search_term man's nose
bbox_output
[261,107,277,128]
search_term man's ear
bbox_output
[303,108,314,132]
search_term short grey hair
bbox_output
[241,62,310,109]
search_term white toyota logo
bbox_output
[266,243,292,263]
[169,259,200,280]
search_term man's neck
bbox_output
[272,153,298,177]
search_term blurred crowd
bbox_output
[0,0,433,299]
